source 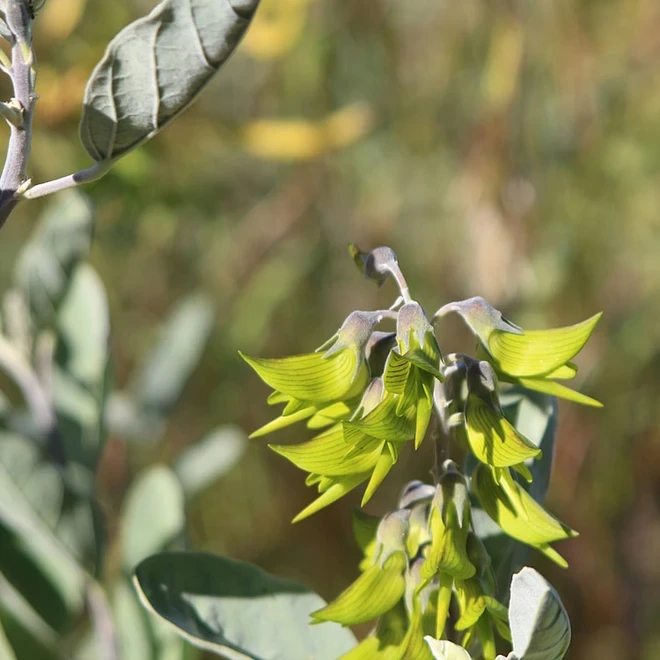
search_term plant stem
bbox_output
[476,615,496,660]
[22,161,112,199]
[386,263,412,304]
[435,571,453,638]
[0,0,36,228]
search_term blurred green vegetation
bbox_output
[1,0,658,657]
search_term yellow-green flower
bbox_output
[464,359,540,477]
[383,302,443,448]
[272,377,420,517]
[435,297,602,407]
[240,310,384,437]
[471,464,578,567]
[420,463,475,583]
[312,511,410,626]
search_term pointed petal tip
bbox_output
[360,488,374,507]
[292,509,310,524]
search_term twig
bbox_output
[22,161,112,200]
[0,0,36,229]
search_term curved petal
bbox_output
[471,466,577,567]
[240,349,364,402]
[271,426,382,476]
[311,551,407,625]
[465,397,541,467]
[486,313,601,378]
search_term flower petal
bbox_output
[240,349,364,402]
[486,313,601,378]
[465,396,541,467]
[292,472,370,522]
[514,377,602,408]
[311,551,407,625]
[362,444,397,505]
[471,465,577,567]
[271,425,382,476]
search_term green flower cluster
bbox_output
[241,246,600,656]
[312,471,511,659]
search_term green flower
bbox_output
[312,511,410,626]
[471,464,578,567]
[451,534,510,659]
[464,359,540,476]
[383,302,443,448]
[453,575,508,660]
[420,462,475,583]
[272,378,418,517]
[399,480,435,557]
[241,310,382,437]
[435,297,602,407]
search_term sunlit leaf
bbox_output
[514,377,602,407]
[271,425,382,476]
[134,551,357,659]
[421,485,475,582]
[425,637,473,659]
[361,444,396,505]
[80,0,259,163]
[508,567,570,660]
[293,472,370,522]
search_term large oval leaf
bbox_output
[131,293,214,421]
[14,190,94,328]
[508,567,570,659]
[53,264,111,473]
[121,466,185,571]
[133,551,357,659]
[79,0,260,163]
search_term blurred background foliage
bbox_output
[0,0,658,657]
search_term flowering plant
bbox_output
[242,245,600,659]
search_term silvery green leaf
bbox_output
[173,425,246,499]
[53,264,110,473]
[133,551,357,659]
[0,574,62,660]
[15,191,95,328]
[508,567,570,659]
[79,0,260,163]
[0,435,88,625]
[131,293,214,421]
[0,619,15,660]
[121,466,185,571]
